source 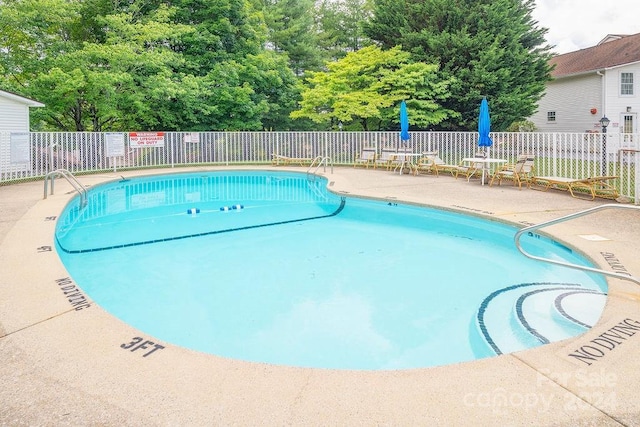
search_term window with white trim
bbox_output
[621,72,634,95]
[547,111,556,122]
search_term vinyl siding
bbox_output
[604,63,640,134]
[531,61,640,134]
[0,96,30,132]
[0,96,32,174]
[530,73,603,132]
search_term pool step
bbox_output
[551,290,606,330]
[473,282,606,356]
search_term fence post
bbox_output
[635,151,640,205]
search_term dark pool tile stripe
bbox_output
[515,286,587,345]
[554,290,607,329]
[58,197,346,254]
[476,282,582,355]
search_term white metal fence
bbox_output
[1,130,638,202]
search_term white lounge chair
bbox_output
[529,175,619,200]
[271,154,314,166]
[416,152,461,177]
[353,147,377,168]
[490,154,535,189]
[374,148,397,170]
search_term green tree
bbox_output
[291,45,456,130]
[364,0,553,130]
[262,0,323,76]
[0,0,301,131]
[166,0,301,130]
[315,0,373,62]
[0,0,79,88]
[22,5,192,131]
[171,0,265,73]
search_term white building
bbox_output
[530,33,640,139]
[0,90,44,176]
[0,89,44,132]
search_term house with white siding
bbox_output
[530,33,640,141]
[0,90,44,176]
[0,89,44,132]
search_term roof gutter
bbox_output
[0,90,45,108]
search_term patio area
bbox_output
[1,165,639,426]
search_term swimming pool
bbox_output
[55,171,607,370]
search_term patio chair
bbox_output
[455,152,486,181]
[427,152,462,177]
[489,154,535,189]
[353,147,377,168]
[374,148,398,170]
[414,152,438,176]
[271,153,314,166]
[529,175,619,200]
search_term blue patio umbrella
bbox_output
[400,100,410,144]
[477,97,494,185]
[478,97,493,150]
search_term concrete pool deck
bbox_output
[1,165,639,426]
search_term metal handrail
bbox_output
[44,169,88,207]
[514,204,640,285]
[307,156,333,176]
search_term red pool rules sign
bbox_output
[129,132,165,148]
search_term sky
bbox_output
[532,0,640,54]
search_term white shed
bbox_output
[0,90,44,177]
[0,89,44,132]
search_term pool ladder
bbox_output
[514,204,640,286]
[307,156,333,178]
[44,169,88,208]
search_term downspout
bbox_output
[597,70,606,119]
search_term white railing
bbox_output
[515,204,640,285]
[44,169,88,207]
[307,155,332,177]
[1,131,638,202]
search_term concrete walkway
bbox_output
[1,166,639,426]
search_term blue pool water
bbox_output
[55,171,607,370]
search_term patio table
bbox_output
[394,153,423,175]
[461,157,507,185]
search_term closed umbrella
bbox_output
[395,100,411,173]
[400,100,410,144]
[478,97,493,152]
[478,97,493,185]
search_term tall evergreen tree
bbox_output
[364,0,553,130]
[171,0,266,73]
[262,0,323,76]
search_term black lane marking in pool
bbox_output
[121,336,165,357]
[56,197,346,254]
[476,282,582,355]
[554,290,607,329]
[514,287,598,344]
